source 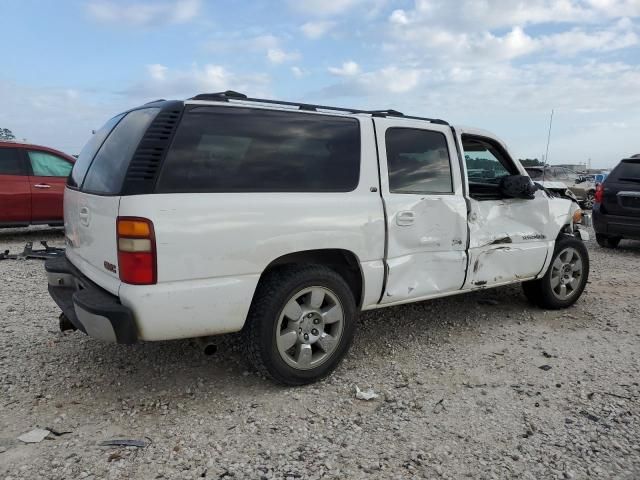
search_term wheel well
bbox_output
[263,249,364,308]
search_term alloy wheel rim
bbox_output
[275,286,344,370]
[550,247,583,300]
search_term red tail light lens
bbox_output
[594,183,604,204]
[116,217,156,285]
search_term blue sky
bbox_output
[1,0,639,168]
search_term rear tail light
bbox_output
[594,183,604,204]
[116,217,156,285]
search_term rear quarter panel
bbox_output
[117,117,386,340]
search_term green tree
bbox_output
[519,158,544,167]
[0,128,16,141]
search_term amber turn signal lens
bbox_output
[117,219,151,237]
[572,209,583,224]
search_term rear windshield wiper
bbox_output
[619,177,640,184]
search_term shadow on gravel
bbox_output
[0,226,64,243]
[39,283,535,404]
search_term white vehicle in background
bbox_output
[47,91,591,385]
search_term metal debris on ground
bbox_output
[17,428,51,444]
[354,385,379,401]
[539,364,553,371]
[0,242,65,261]
[99,438,150,448]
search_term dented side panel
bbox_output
[374,117,469,303]
[464,182,573,288]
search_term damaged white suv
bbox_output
[47,91,591,385]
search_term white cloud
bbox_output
[266,48,301,64]
[147,64,168,81]
[125,64,270,99]
[389,9,409,25]
[321,65,422,95]
[0,80,128,155]
[86,0,200,26]
[301,20,335,39]
[287,0,364,17]
[328,61,361,76]
[291,66,306,78]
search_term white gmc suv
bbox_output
[46,91,590,385]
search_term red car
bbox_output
[0,141,75,227]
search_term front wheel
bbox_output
[522,235,589,309]
[582,191,595,210]
[244,265,357,385]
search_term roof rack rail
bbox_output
[187,91,449,125]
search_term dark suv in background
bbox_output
[593,155,640,248]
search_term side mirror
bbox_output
[499,174,537,199]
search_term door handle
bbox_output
[396,211,415,226]
[79,207,90,225]
[33,184,51,189]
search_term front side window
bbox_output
[28,151,73,177]
[156,107,361,193]
[463,137,516,184]
[385,128,453,194]
[0,148,24,175]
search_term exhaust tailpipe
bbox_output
[195,337,218,356]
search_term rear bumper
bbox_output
[45,256,137,344]
[593,207,640,239]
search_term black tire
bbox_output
[522,235,589,309]
[596,233,621,249]
[244,265,357,386]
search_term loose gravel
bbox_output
[1,226,639,479]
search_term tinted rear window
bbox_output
[82,108,160,194]
[156,107,360,193]
[611,160,640,182]
[69,113,124,188]
[0,148,24,175]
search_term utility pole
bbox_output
[545,109,554,166]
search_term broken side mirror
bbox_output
[499,174,537,200]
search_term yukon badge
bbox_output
[522,233,547,241]
[104,261,117,273]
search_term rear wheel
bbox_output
[244,265,357,385]
[596,233,621,249]
[522,235,589,309]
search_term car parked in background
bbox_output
[525,166,596,208]
[0,141,75,227]
[593,156,640,248]
[525,166,579,203]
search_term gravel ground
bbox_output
[1,226,639,479]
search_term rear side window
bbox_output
[611,160,640,182]
[156,107,360,193]
[69,113,124,188]
[82,108,160,194]
[28,151,73,177]
[0,148,24,175]
[385,128,452,194]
